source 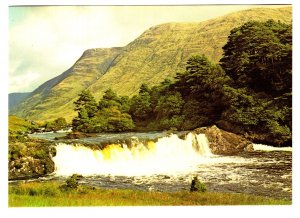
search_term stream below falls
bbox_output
[27,131,292,200]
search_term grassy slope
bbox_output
[8,115,34,133]
[12,48,123,121]
[12,7,292,122]
[90,7,292,99]
[9,181,290,206]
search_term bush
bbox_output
[28,188,38,196]
[190,176,207,192]
[9,143,27,161]
[43,186,60,196]
[66,177,78,189]
[31,149,47,159]
[44,117,68,132]
[59,174,83,191]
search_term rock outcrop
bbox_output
[194,125,253,155]
[8,138,56,180]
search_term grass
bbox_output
[9,181,291,207]
[8,115,35,133]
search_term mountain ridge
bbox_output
[11,6,292,121]
[9,92,31,112]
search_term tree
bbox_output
[220,20,292,95]
[155,92,184,119]
[92,107,135,132]
[139,83,151,94]
[98,89,121,110]
[175,55,229,97]
[130,84,152,121]
[220,85,291,145]
[153,92,184,130]
[72,90,98,132]
[174,55,229,127]
[181,99,208,130]
[81,89,136,133]
[219,20,292,146]
[74,90,98,118]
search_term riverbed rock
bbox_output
[57,131,95,140]
[194,125,253,155]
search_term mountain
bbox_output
[9,92,31,111]
[11,7,292,122]
[11,47,123,120]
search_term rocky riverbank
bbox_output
[9,136,56,180]
[8,125,255,180]
[194,125,253,155]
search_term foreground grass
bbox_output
[9,181,291,207]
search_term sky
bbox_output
[9,4,287,93]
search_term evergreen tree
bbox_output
[174,55,229,128]
[153,92,184,130]
[72,90,98,132]
[98,89,122,110]
[155,92,184,119]
[220,20,292,95]
[86,89,136,133]
[74,90,98,118]
[130,84,152,121]
[219,20,292,146]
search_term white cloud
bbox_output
[9,70,41,92]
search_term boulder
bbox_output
[194,125,253,155]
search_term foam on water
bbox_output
[52,133,249,176]
[253,144,292,152]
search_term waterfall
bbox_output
[195,134,212,156]
[52,133,213,176]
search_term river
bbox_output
[28,131,292,200]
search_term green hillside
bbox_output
[8,115,36,134]
[11,7,292,122]
[12,47,123,121]
[89,7,292,99]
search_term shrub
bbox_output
[28,188,38,196]
[59,174,83,191]
[190,176,207,192]
[31,149,47,159]
[44,117,68,132]
[9,143,27,161]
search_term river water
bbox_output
[29,131,292,200]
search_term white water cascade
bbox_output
[52,133,214,176]
[253,144,292,152]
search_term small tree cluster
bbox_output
[72,89,134,133]
[44,117,68,132]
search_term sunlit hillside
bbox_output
[11,7,292,122]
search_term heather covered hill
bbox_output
[11,7,292,121]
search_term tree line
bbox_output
[71,20,292,146]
